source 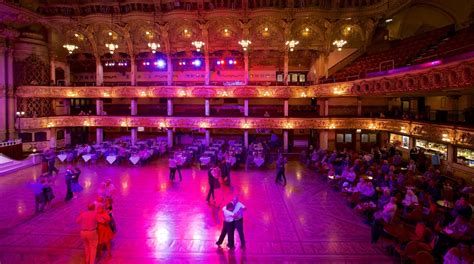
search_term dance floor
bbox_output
[0,159,396,263]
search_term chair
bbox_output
[415,251,435,264]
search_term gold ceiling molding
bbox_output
[18,116,474,148]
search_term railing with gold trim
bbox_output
[15,56,474,98]
[19,116,474,149]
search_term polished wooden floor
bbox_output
[0,158,396,263]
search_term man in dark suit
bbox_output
[206,164,217,203]
[275,154,287,184]
[64,166,74,201]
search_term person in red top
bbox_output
[76,204,100,264]
[96,205,114,258]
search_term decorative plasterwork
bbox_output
[16,56,474,98]
[18,116,474,148]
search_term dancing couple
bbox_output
[216,196,246,249]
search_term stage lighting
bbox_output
[192,59,201,67]
[155,59,166,69]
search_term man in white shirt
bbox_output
[232,196,246,248]
[168,157,177,181]
[216,203,235,249]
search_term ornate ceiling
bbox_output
[0,0,411,64]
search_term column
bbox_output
[64,64,71,86]
[6,49,14,140]
[283,130,289,152]
[244,51,249,84]
[96,99,103,115]
[319,130,328,150]
[244,99,249,117]
[355,132,361,152]
[284,49,289,85]
[130,56,137,85]
[96,128,103,144]
[63,99,71,115]
[284,100,289,117]
[167,98,173,116]
[319,98,329,116]
[244,130,248,150]
[131,99,138,116]
[167,129,173,149]
[205,99,210,116]
[205,129,210,147]
[131,128,137,145]
[167,55,173,86]
[0,48,7,141]
[204,50,210,85]
[357,98,362,116]
[96,57,103,86]
[50,57,56,85]
[49,128,57,149]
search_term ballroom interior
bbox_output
[0,0,474,263]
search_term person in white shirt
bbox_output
[232,196,246,248]
[216,203,235,249]
[104,179,116,198]
[402,189,418,207]
[168,157,177,181]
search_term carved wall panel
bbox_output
[14,55,50,86]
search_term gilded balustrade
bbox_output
[19,116,474,149]
[15,57,474,98]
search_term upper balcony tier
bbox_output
[15,55,474,99]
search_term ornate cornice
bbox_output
[18,116,474,149]
[16,56,474,98]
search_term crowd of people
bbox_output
[307,145,473,262]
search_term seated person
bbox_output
[377,189,391,209]
[452,196,472,220]
[360,182,375,200]
[446,216,471,239]
[402,189,419,207]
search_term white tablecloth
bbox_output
[82,154,92,163]
[57,154,67,162]
[129,156,140,165]
[106,155,117,165]
[254,157,264,167]
[200,156,211,165]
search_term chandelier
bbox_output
[333,39,347,51]
[105,43,118,54]
[285,40,299,52]
[192,41,205,52]
[148,42,160,53]
[238,40,252,51]
[63,44,78,54]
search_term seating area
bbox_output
[308,147,474,263]
[323,26,454,83]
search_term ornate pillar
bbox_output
[131,99,138,116]
[205,99,210,116]
[283,130,289,152]
[244,130,248,150]
[284,49,289,85]
[167,98,173,116]
[357,98,362,116]
[0,47,6,141]
[130,55,137,85]
[244,99,249,117]
[166,55,173,86]
[49,128,57,149]
[319,98,329,116]
[96,99,103,115]
[96,128,104,144]
[96,57,103,86]
[50,56,56,85]
[64,64,71,86]
[131,128,137,145]
[319,130,328,150]
[284,99,289,117]
[205,129,210,147]
[244,52,249,84]
[167,129,173,149]
[201,24,210,85]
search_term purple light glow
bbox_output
[192,59,201,67]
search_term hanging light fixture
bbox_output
[63,44,78,54]
[105,43,118,54]
[285,40,299,52]
[332,39,347,51]
[148,42,160,53]
[238,40,252,51]
[192,41,205,52]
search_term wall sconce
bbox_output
[120,121,127,127]
[356,129,362,133]
[333,87,345,95]
[158,121,167,129]
[442,133,451,142]
[178,90,187,97]
[300,92,307,98]
[103,92,110,97]
[199,122,209,129]
[83,121,90,126]
[284,122,293,129]
[400,126,407,133]
[140,91,147,97]
[67,91,78,97]
[47,122,54,128]
[263,91,270,97]
[241,122,250,129]
[328,123,336,129]
[368,123,376,130]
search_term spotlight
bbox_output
[156,59,166,69]
[228,59,233,65]
[217,61,221,65]
[192,59,201,67]
[221,60,225,65]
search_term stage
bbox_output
[0,159,395,263]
